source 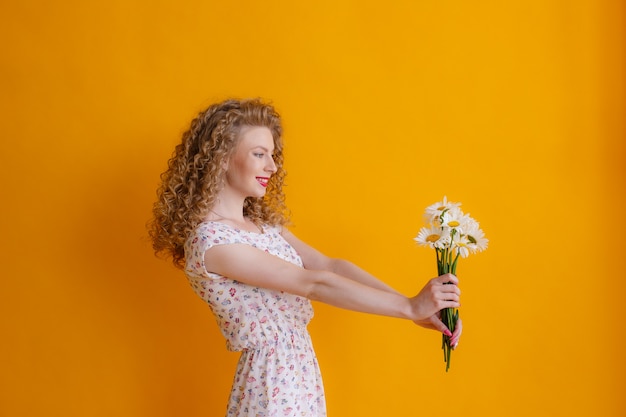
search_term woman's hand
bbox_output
[410,274,461,336]
[414,315,463,349]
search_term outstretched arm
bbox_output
[281,228,401,295]
[203,242,460,334]
[282,228,462,341]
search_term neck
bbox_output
[207,188,247,223]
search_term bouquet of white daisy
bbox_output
[414,197,488,371]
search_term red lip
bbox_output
[256,177,269,187]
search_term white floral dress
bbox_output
[185,221,326,417]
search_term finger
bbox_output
[413,320,437,331]
[437,286,461,302]
[440,284,461,294]
[429,315,452,337]
[439,300,461,310]
[436,291,460,303]
[438,273,458,285]
[450,319,463,348]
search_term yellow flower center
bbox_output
[426,234,440,242]
[447,221,460,227]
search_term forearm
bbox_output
[306,269,413,319]
[329,258,401,295]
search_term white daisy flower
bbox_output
[452,235,472,258]
[440,208,468,233]
[414,225,450,249]
[464,219,489,253]
[424,196,462,224]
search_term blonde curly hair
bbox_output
[149,98,289,269]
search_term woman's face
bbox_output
[224,126,277,199]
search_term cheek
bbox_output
[227,158,253,180]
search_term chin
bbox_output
[249,190,267,199]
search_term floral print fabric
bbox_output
[185,221,326,416]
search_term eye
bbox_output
[253,153,264,158]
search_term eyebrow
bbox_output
[252,146,274,152]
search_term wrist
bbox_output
[404,297,418,321]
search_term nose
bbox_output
[266,155,277,173]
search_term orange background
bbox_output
[1,1,624,416]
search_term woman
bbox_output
[149,98,461,416]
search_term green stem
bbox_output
[436,249,442,275]
[442,306,458,372]
[436,242,460,371]
[451,252,460,275]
